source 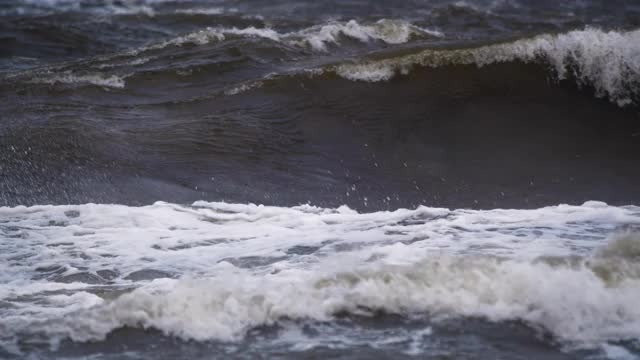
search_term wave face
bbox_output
[2,1,640,359]
[1,201,640,359]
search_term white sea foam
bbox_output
[450,0,516,15]
[292,19,443,51]
[8,0,157,16]
[335,28,640,106]
[223,81,264,96]
[156,26,281,48]
[34,251,640,346]
[1,201,640,352]
[144,19,442,52]
[174,8,225,16]
[29,72,127,88]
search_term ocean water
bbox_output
[1,0,640,359]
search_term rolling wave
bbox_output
[0,201,639,353]
[148,19,442,51]
[6,25,638,108]
[46,249,640,346]
[332,28,640,106]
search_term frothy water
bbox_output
[2,201,640,357]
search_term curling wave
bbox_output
[331,28,640,106]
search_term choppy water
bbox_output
[2,201,640,359]
[1,0,640,359]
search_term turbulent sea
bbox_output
[1,0,640,359]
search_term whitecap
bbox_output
[334,28,640,107]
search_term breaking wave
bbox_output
[1,201,640,352]
[8,26,638,108]
[332,28,640,106]
[144,19,443,52]
[45,248,640,347]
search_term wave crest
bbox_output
[143,19,442,52]
[335,28,640,107]
[292,19,443,51]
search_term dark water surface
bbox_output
[1,0,639,210]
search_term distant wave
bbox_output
[32,72,127,88]
[163,26,640,107]
[141,19,443,52]
[2,0,157,16]
[173,7,225,16]
[7,25,638,108]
